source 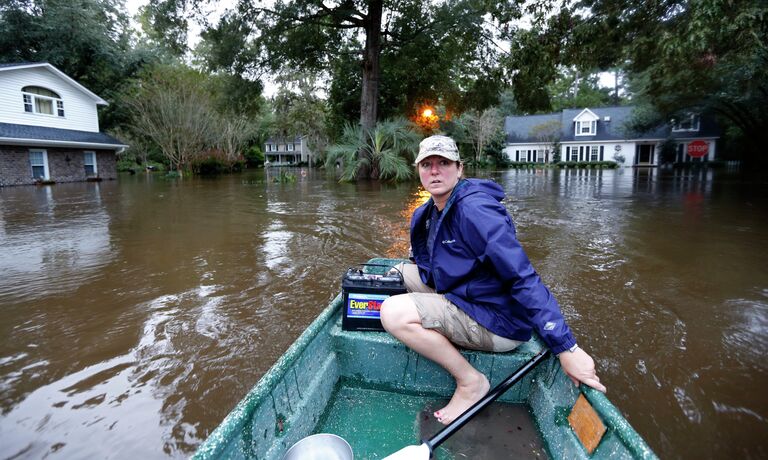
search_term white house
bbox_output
[264,136,314,166]
[0,62,127,186]
[504,106,720,166]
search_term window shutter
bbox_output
[600,145,604,161]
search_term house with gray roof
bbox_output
[0,62,127,186]
[264,136,314,166]
[504,106,719,166]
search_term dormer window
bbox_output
[672,114,700,132]
[575,120,597,135]
[573,108,599,136]
[22,86,64,117]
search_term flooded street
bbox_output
[1,167,766,459]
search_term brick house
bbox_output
[0,62,127,186]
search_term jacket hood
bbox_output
[451,178,506,204]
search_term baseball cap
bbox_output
[414,135,460,165]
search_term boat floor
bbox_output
[316,381,548,459]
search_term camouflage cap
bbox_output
[414,135,460,164]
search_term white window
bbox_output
[84,151,97,176]
[288,143,295,151]
[29,150,49,179]
[22,86,64,117]
[590,146,599,161]
[672,114,700,132]
[575,120,597,136]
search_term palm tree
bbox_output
[326,118,420,181]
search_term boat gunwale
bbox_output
[579,386,657,459]
[192,293,344,459]
[194,256,658,459]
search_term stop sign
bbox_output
[687,140,708,158]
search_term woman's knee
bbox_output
[380,294,417,331]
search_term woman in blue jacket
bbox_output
[380,135,606,426]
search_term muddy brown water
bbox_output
[1,167,766,459]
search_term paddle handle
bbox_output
[425,349,551,452]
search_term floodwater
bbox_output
[0,167,766,459]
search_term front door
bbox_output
[636,144,655,165]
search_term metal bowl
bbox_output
[282,433,354,460]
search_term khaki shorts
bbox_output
[395,263,522,353]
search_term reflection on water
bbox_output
[1,168,767,459]
[0,184,112,302]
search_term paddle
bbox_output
[383,349,551,460]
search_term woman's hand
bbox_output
[558,347,607,393]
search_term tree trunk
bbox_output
[356,0,383,179]
[360,0,382,133]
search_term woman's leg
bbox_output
[380,293,489,425]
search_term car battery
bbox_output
[341,264,406,332]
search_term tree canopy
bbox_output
[562,0,768,161]
[200,0,520,128]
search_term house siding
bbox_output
[505,107,720,167]
[0,67,100,132]
[0,145,116,186]
[264,137,313,164]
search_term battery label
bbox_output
[346,292,388,319]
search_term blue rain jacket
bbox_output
[410,178,576,354]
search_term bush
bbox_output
[244,145,264,167]
[272,171,297,183]
[117,156,141,173]
[554,161,619,169]
[508,162,552,169]
[190,149,246,175]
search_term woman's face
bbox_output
[418,155,463,204]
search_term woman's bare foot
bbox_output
[433,371,490,425]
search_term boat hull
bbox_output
[194,259,656,459]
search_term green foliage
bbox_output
[504,27,559,113]
[271,171,297,183]
[498,89,519,116]
[506,161,621,169]
[124,64,263,175]
[554,161,619,169]
[570,0,768,163]
[547,68,614,111]
[269,77,330,161]
[327,48,362,138]
[244,145,264,167]
[659,139,678,165]
[204,72,266,117]
[116,155,141,173]
[199,0,526,136]
[452,108,504,162]
[376,0,507,118]
[137,0,189,56]
[125,65,214,173]
[483,133,509,167]
[190,150,245,175]
[325,118,420,181]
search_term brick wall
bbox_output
[0,146,28,186]
[0,145,117,186]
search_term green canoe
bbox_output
[194,259,657,460]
